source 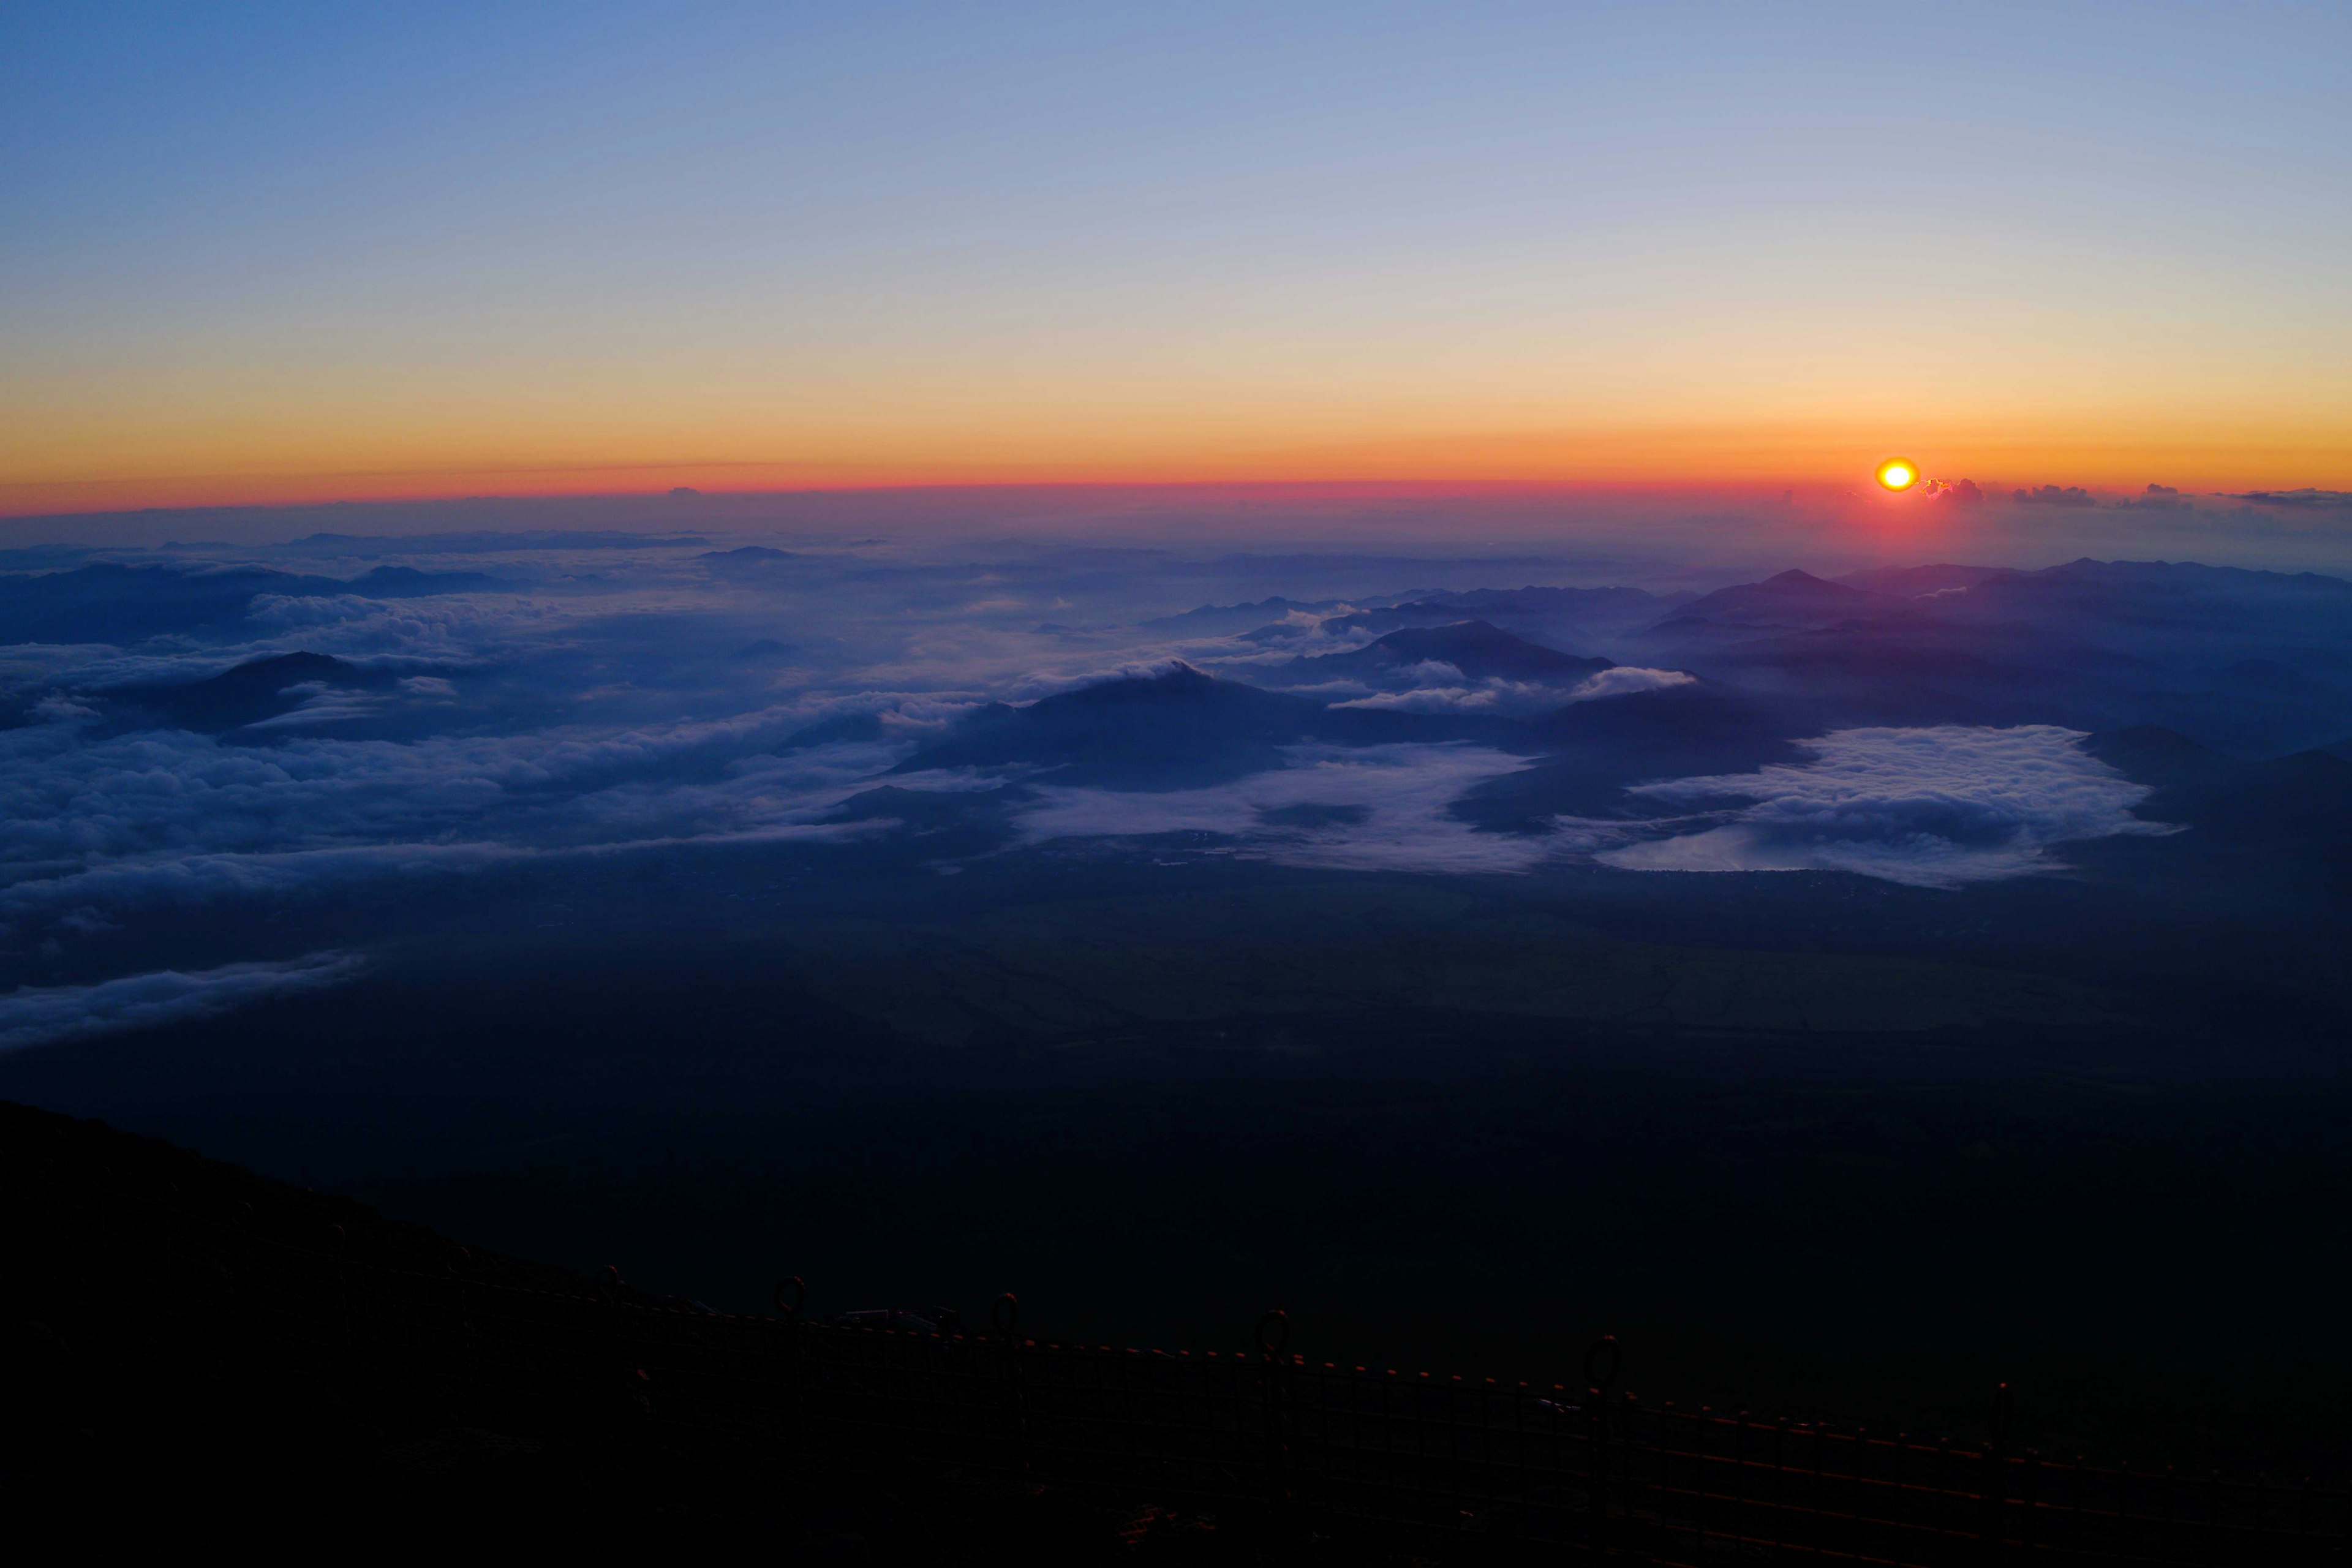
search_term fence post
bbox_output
[1586,1336,1623,1555]
[995,1291,1028,1475]
[1981,1382,2015,1565]
[446,1245,474,1412]
[599,1264,649,1426]
[326,1222,351,1354]
[772,1275,805,1439]
[1257,1310,1293,1511]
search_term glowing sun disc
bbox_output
[1875,458,1920,492]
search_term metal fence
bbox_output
[12,1149,2348,1564]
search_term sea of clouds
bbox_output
[0,535,2180,1044]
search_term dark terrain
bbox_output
[7,546,2352,1523]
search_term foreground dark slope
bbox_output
[0,1097,1294,1559]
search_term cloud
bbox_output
[2013,485,2097,507]
[2112,483,2192,512]
[1325,665,1691,715]
[1564,667,1695,701]
[1597,725,2173,888]
[2223,490,2352,511]
[1014,742,1554,873]
[0,951,366,1052]
[1331,679,1551,714]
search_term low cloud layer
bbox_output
[1328,666,1693,715]
[1016,744,1552,874]
[3,527,2341,1048]
[1599,726,2171,887]
[0,951,366,1052]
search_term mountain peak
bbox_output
[1297,620,1610,682]
[1054,662,1227,703]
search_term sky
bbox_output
[4,1,2348,517]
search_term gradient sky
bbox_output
[4,1,2347,515]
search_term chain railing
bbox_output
[9,1131,2347,1564]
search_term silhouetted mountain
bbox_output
[345,565,504,595]
[1605,558,2352,750]
[1926,559,2352,631]
[1293,621,1612,682]
[897,665,1326,788]
[896,663,1492,788]
[1419,585,1673,620]
[108,651,389,732]
[0,564,320,643]
[2085,725,2352,847]
[1142,597,1348,633]
[1652,570,1902,636]
[0,562,505,644]
[1313,586,1676,646]
[1834,564,2016,597]
[275,530,707,554]
[1458,682,1808,829]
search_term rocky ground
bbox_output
[0,1097,1456,1562]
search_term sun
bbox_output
[1875,458,1920,492]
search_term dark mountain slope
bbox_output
[1292,620,1611,682]
[0,564,324,643]
[107,651,392,732]
[1834,564,2016,598]
[1308,585,1676,646]
[896,664,1504,788]
[1651,570,1904,635]
[1458,682,1810,829]
[1141,596,1348,633]
[2086,726,2352,847]
[345,565,504,595]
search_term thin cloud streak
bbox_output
[0,951,368,1052]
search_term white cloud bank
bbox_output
[1599,725,2171,888]
[0,950,367,1052]
[1328,666,1694,716]
[1015,743,1552,874]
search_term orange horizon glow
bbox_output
[6,419,2346,520]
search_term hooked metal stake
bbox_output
[1585,1333,1623,1396]
[1586,1335,1623,1551]
[772,1275,805,1320]
[993,1291,1021,1341]
[1257,1308,1295,1510]
[1988,1382,2016,1449]
[1983,1382,2016,1561]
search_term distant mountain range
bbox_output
[0,562,508,644]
